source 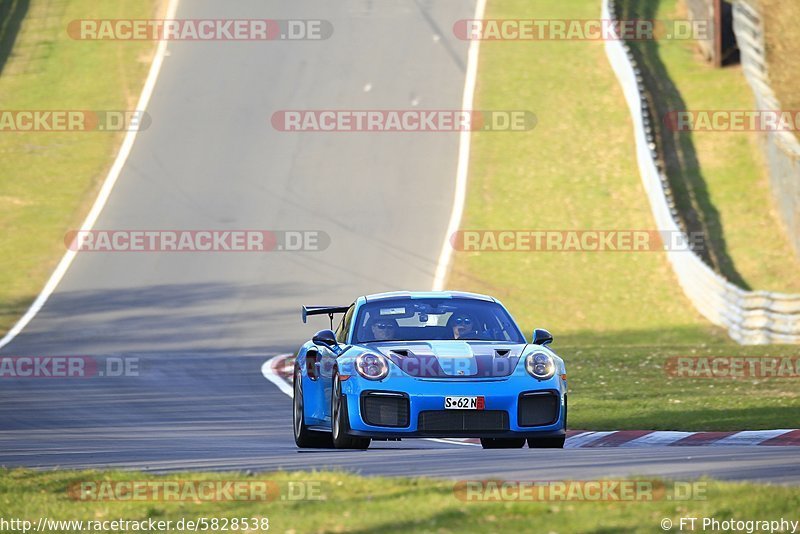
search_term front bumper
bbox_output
[341,373,567,438]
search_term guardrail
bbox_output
[733,0,800,259]
[602,0,800,344]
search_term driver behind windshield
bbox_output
[448,312,479,340]
[365,316,397,341]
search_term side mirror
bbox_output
[532,328,553,346]
[312,329,338,348]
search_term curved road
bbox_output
[0,0,798,484]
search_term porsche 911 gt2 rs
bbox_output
[292,291,567,450]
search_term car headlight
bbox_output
[525,352,556,380]
[355,353,389,380]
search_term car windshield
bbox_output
[352,297,525,343]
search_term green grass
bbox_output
[565,344,799,430]
[0,0,158,334]
[2,469,799,534]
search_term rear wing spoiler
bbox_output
[301,305,349,328]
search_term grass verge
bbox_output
[2,469,799,534]
[0,0,160,335]
[565,343,799,430]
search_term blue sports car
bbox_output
[292,291,567,449]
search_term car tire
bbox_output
[527,436,565,448]
[480,438,526,449]
[331,372,371,450]
[293,368,333,448]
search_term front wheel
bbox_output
[293,368,333,448]
[331,372,370,450]
[480,438,526,449]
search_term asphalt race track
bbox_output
[0,0,798,484]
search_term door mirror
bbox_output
[312,329,338,348]
[532,328,553,346]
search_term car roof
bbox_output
[362,291,495,303]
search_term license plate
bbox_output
[444,396,484,410]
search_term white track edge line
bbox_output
[424,438,481,447]
[261,354,295,397]
[0,0,181,351]
[431,0,487,291]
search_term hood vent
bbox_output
[390,349,410,357]
[494,349,511,357]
